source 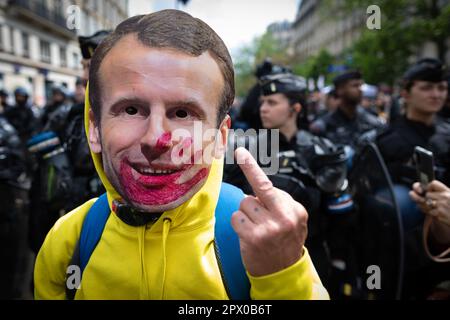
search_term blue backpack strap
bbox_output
[66,193,110,300]
[79,193,111,273]
[214,182,250,300]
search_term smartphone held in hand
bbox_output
[413,146,435,194]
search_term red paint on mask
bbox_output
[119,159,208,206]
[155,132,172,151]
[178,137,193,158]
[170,137,195,164]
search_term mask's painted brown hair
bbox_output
[89,10,234,127]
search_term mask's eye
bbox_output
[125,106,138,115]
[175,109,188,118]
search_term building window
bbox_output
[54,0,63,17]
[0,25,3,52]
[73,52,80,69]
[22,32,29,58]
[60,47,67,67]
[10,27,15,54]
[40,39,51,63]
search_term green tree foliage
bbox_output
[291,50,335,89]
[234,30,337,95]
[235,0,449,94]
[330,0,450,85]
[234,31,291,97]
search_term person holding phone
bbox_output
[376,59,449,299]
[376,58,449,186]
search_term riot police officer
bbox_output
[376,58,449,186]
[28,31,109,254]
[40,85,72,134]
[376,58,449,299]
[223,72,351,296]
[310,71,384,149]
[4,87,39,145]
[237,58,293,130]
[0,115,30,299]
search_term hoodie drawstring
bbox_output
[138,217,172,299]
[159,218,172,299]
[138,226,149,299]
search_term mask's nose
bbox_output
[140,114,173,160]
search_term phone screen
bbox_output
[413,146,435,193]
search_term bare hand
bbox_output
[410,180,450,245]
[231,147,308,277]
[410,180,450,226]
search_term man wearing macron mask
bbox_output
[34,10,328,300]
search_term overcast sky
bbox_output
[128,0,300,55]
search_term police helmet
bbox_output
[51,85,68,98]
[259,73,307,96]
[78,30,111,60]
[403,58,447,84]
[333,70,362,89]
[255,58,291,78]
[14,87,29,97]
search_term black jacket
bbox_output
[376,116,449,186]
[310,106,385,148]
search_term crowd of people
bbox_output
[225,56,450,299]
[0,9,448,300]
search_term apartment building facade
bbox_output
[0,0,128,107]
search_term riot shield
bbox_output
[349,143,405,300]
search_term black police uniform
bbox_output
[376,116,439,185]
[40,99,72,135]
[27,31,109,254]
[0,116,30,299]
[28,108,104,254]
[310,106,384,148]
[310,71,384,149]
[4,100,38,145]
[377,115,449,186]
[377,115,450,298]
[63,102,104,208]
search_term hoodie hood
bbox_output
[84,86,224,231]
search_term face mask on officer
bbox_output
[309,144,348,194]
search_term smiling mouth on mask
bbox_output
[132,164,188,176]
[136,167,178,175]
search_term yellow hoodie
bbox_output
[34,89,329,300]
